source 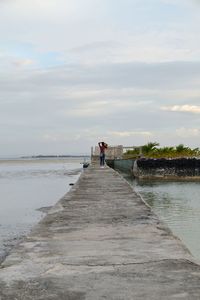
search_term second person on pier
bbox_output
[98,142,108,168]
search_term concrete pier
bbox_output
[0,165,200,299]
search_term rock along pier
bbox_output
[0,164,200,299]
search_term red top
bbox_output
[99,143,107,153]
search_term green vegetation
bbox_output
[123,142,200,159]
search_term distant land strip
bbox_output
[21,155,90,159]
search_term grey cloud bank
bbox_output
[0,0,200,155]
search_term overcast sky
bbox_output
[1,0,200,156]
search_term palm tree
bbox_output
[142,142,159,155]
[175,144,186,153]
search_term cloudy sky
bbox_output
[1,0,200,156]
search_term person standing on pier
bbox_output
[98,142,108,168]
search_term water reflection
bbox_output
[126,176,200,261]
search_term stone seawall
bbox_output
[107,158,200,180]
[134,158,200,180]
[106,159,134,174]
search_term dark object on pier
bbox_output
[83,162,90,169]
[69,183,74,186]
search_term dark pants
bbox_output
[100,153,105,166]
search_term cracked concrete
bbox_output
[0,164,200,299]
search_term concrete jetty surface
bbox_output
[0,165,200,299]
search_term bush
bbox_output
[123,142,200,159]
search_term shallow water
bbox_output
[126,176,200,261]
[0,157,84,260]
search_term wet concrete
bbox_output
[0,165,200,299]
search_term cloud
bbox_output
[161,105,200,114]
[61,96,151,119]
[43,132,81,142]
[64,87,155,102]
[18,61,200,93]
[176,127,200,137]
[1,0,200,154]
[12,59,34,67]
[107,131,153,137]
[1,0,200,63]
[63,107,102,117]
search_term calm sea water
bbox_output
[0,157,84,261]
[126,176,200,262]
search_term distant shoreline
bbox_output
[21,155,90,159]
[0,155,90,161]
